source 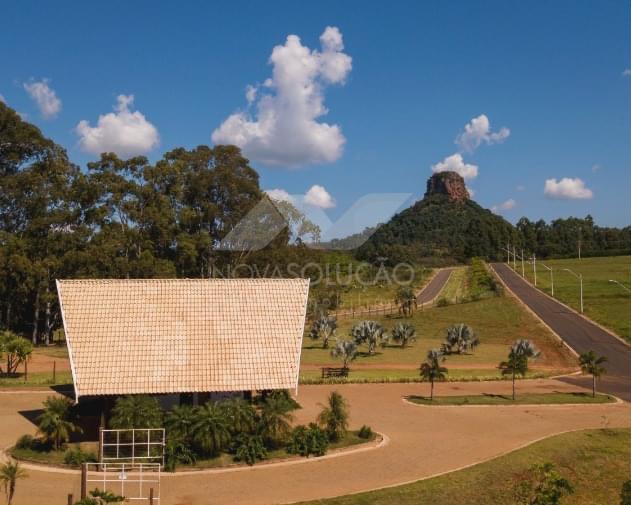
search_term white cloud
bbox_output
[455,114,510,152]
[431,153,479,180]
[492,198,516,213]
[304,184,336,208]
[23,79,61,119]
[76,95,160,158]
[212,26,352,167]
[265,188,294,203]
[0,94,5,104]
[623,69,631,77]
[516,185,526,191]
[466,186,475,198]
[245,85,257,104]
[544,178,593,200]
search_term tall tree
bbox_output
[578,351,607,398]
[419,349,448,400]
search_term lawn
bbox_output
[300,294,577,381]
[507,255,631,341]
[407,392,615,405]
[0,371,73,388]
[11,442,98,467]
[300,428,631,505]
[436,266,467,304]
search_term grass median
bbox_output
[406,392,615,406]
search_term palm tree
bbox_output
[395,286,417,317]
[330,340,358,368]
[499,350,528,400]
[579,351,608,397]
[419,349,448,400]
[442,324,479,354]
[191,402,231,457]
[309,313,337,349]
[317,391,349,442]
[259,394,296,447]
[222,397,257,436]
[351,320,388,355]
[110,395,163,429]
[0,461,27,505]
[164,404,197,441]
[37,396,80,450]
[511,339,541,359]
[391,323,416,348]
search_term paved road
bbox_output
[493,262,631,401]
[417,268,453,305]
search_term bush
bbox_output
[233,434,267,466]
[63,446,97,466]
[164,437,196,472]
[358,425,373,439]
[15,434,34,450]
[436,298,449,307]
[286,423,329,457]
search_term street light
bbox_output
[609,279,631,295]
[563,268,583,313]
[540,263,554,297]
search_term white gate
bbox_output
[100,428,165,467]
[83,462,161,502]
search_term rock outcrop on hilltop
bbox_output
[425,171,470,202]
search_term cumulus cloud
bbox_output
[491,198,517,213]
[623,69,631,77]
[431,153,479,180]
[76,95,160,158]
[466,186,475,198]
[544,178,593,200]
[265,188,294,203]
[212,26,352,167]
[455,114,510,153]
[304,184,336,208]
[23,79,62,119]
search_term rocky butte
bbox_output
[425,171,470,202]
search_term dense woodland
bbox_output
[1,101,630,344]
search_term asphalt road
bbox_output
[417,268,453,304]
[493,262,631,401]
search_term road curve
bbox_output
[417,268,453,305]
[493,262,631,401]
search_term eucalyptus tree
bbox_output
[578,351,607,398]
[419,349,448,400]
[309,313,337,349]
[391,323,416,348]
[351,320,388,355]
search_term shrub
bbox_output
[15,434,34,450]
[164,437,196,472]
[436,298,449,307]
[110,395,162,429]
[287,423,329,457]
[233,434,267,466]
[63,446,97,466]
[358,425,373,439]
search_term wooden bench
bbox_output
[321,367,349,379]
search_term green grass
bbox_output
[300,428,631,505]
[0,371,73,388]
[407,392,615,405]
[507,255,631,341]
[437,267,467,303]
[11,442,98,467]
[301,295,576,377]
[33,345,69,359]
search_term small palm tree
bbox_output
[164,404,197,442]
[37,396,80,450]
[191,402,231,457]
[309,313,337,349]
[259,394,296,447]
[110,395,163,429]
[317,391,349,442]
[0,461,27,505]
[395,286,417,317]
[511,339,541,359]
[419,349,448,400]
[330,340,358,368]
[351,320,388,355]
[222,397,257,436]
[391,323,416,348]
[578,351,607,398]
[442,324,479,354]
[499,351,528,400]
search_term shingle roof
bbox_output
[56,278,309,399]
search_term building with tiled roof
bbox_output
[56,278,309,402]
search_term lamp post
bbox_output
[521,249,525,278]
[532,254,537,286]
[563,268,583,313]
[540,263,554,297]
[609,279,631,294]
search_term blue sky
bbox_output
[2,1,631,236]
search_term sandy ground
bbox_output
[2,380,631,505]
